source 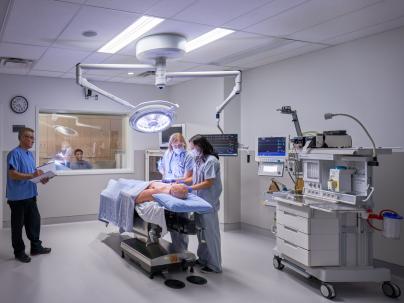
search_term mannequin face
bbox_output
[170,184,188,199]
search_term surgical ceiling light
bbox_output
[77,33,241,133]
[97,16,164,54]
[186,28,234,52]
[129,100,178,133]
[54,125,78,136]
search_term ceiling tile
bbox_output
[102,54,141,64]
[80,52,112,64]
[145,0,196,18]
[53,0,87,4]
[245,0,381,37]
[54,6,141,51]
[183,31,281,65]
[185,64,232,71]
[227,40,308,68]
[173,0,270,27]
[250,43,327,68]
[224,0,307,30]
[28,70,64,77]
[84,0,159,14]
[323,16,404,45]
[2,0,80,46]
[166,60,200,71]
[0,42,47,60]
[289,0,404,43]
[33,47,90,72]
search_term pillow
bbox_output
[152,193,213,214]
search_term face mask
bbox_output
[173,147,185,155]
[191,148,202,158]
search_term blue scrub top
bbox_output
[158,150,194,180]
[6,146,38,201]
[192,155,222,211]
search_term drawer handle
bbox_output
[284,240,299,249]
[284,226,298,233]
[283,211,297,217]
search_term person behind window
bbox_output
[70,148,92,170]
[6,127,52,263]
[55,140,73,168]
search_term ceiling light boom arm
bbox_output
[76,63,241,133]
[76,63,156,110]
[167,70,241,134]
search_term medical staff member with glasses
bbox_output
[158,132,194,251]
[184,135,222,273]
[6,128,52,263]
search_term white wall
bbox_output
[0,74,167,226]
[239,26,404,265]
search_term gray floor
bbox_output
[0,221,403,303]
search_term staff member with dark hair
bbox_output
[70,148,92,170]
[6,127,51,263]
[186,135,222,273]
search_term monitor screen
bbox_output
[258,137,286,157]
[201,134,238,156]
[159,124,184,148]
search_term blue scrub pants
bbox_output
[195,210,222,272]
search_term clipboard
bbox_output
[30,161,57,183]
[30,171,56,183]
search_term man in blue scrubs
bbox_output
[6,127,51,263]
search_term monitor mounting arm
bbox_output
[277,106,303,137]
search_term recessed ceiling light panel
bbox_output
[98,16,164,54]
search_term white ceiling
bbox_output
[0,0,403,85]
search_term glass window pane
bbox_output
[38,112,127,170]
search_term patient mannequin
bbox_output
[135,182,188,204]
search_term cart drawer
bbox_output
[276,238,340,267]
[278,203,310,218]
[277,224,339,251]
[277,210,339,235]
[277,210,309,233]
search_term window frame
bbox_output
[35,107,134,175]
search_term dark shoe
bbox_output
[31,247,51,255]
[200,266,215,273]
[195,259,204,266]
[15,253,31,263]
